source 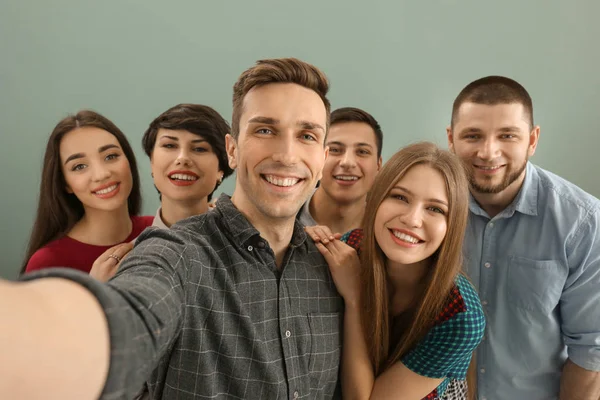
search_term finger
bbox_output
[106,243,132,265]
[324,240,343,258]
[316,242,340,267]
[305,226,322,243]
[114,242,133,258]
[98,244,120,259]
[315,241,331,257]
[318,225,335,240]
[332,239,354,253]
[313,226,332,244]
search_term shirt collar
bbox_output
[152,208,170,229]
[215,193,308,248]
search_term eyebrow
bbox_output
[326,141,374,148]
[394,185,448,207]
[64,144,120,165]
[498,126,521,133]
[248,116,325,133]
[459,126,522,135]
[159,135,207,143]
[458,127,482,135]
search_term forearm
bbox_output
[560,359,600,400]
[0,278,109,399]
[342,301,376,400]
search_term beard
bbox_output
[468,158,528,194]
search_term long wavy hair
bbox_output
[359,142,472,393]
[21,110,142,274]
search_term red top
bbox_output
[24,215,154,274]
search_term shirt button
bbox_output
[489,222,494,228]
[480,368,485,373]
[285,330,291,338]
[482,398,487,400]
[293,390,299,399]
[482,300,488,306]
[257,241,266,248]
[247,245,253,251]
[484,262,491,268]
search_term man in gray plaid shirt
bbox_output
[1,58,343,399]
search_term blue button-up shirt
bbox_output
[464,162,600,400]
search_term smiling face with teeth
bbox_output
[320,121,382,204]
[60,127,133,213]
[227,83,328,223]
[448,102,539,200]
[374,164,449,269]
[150,129,222,206]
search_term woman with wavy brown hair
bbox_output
[307,142,484,399]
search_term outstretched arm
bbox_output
[1,227,189,399]
[0,278,109,399]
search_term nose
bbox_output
[175,148,192,167]
[91,163,111,182]
[477,137,500,161]
[271,134,299,166]
[400,204,423,229]
[339,150,357,168]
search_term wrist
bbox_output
[343,296,361,310]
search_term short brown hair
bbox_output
[141,104,233,201]
[451,76,534,129]
[330,107,383,158]
[231,58,331,139]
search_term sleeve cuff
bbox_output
[568,345,600,371]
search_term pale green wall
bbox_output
[2,1,599,279]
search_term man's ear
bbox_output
[446,126,455,153]
[528,125,541,157]
[225,134,238,170]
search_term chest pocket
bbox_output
[507,256,567,315]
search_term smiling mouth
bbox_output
[474,165,505,171]
[93,183,119,195]
[262,174,302,187]
[334,175,360,181]
[390,229,423,244]
[169,173,198,181]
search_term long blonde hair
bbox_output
[360,142,470,377]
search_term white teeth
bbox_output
[392,230,420,244]
[334,175,359,181]
[264,175,299,187]
[94,184,118,195]
[170,173,197,181]
[477,165,502,170]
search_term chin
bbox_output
[261,204,300,220]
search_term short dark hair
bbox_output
[231,58,331,140]
[451,76,534,129]
[330,107,383,158]
[141,104,234,201]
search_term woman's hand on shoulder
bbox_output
[316,239,361,305]
[305,225,342,244]
[89,242,133,282]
